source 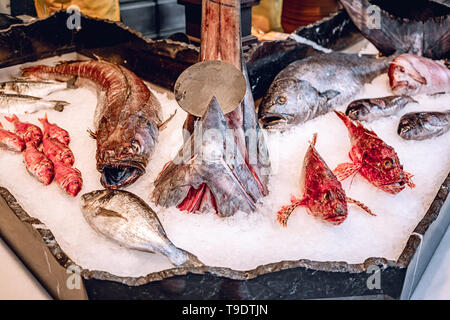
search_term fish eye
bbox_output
[383,159,393,168]
[323,191,332,201]
[276,96,287,105]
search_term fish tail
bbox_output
[49,100,69,112]
[334,110,354,129]
[346,197,376,216]
[179,251,204,268]
[310,133,318,147]
[276,196,305,227]
[38,112,48,125]
[4,114,18,123]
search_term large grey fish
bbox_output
[0,93,69,114]
[398,111,450,140]
[81,189,204,268]
[346,95,417,122]
[258,52,391,129]
[0,79,75,97]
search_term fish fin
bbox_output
[93,54,103,61]
[276,196,307,227]
[158,110,177,131]
[0,122,3,129]
[66,76,78,89]
[87,129,97,139]
[346,197,376,216]
[334,110,354,129]
[310,133,318,147]
[38,113,48,125]
[320,89,340,101]
[405,172,416,189]
[333,162,361,181]
[94,208,128,221]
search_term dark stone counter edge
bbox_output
[0,172,448,288]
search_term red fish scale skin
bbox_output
[39,115,70,145]
[42,137,75,167]
[277,134,348,226]
[23,143,54,185]
[5,115,43,148]
[53,161,83,197]
[334,111,414,194]
[0,123,25,152]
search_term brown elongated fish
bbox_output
[21,60,163,189]
[81,189,204,267]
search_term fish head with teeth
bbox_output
[96,115,157,189]
[259,79,338,130]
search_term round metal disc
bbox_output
[174,60,247,117]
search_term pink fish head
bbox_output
[389,54,427,95]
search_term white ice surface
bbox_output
[0,53,449,277]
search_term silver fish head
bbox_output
[345,100,371,121]
[258,79,338,130]
[81,189,112,210]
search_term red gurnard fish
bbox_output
[54,161,83,197]
[277,133,375,227]
[38,113,70,145]
[333,111,415,194]
[4,114,43,147]
[42,136,74,166]
[0,122,25,152]
[23,142,54,185]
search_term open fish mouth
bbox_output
[259,114,289,129]
[100,162,145,189]
[381,180,406,194]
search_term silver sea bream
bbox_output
[81,189,204,267]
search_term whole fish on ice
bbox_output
[21,60,163,189]
[258,52,391,129]
[398,111,450,141]
[0,93,68,114]
[5,114,43,147]
[345,95,417,122]
[81,189,204,267]
[0,79,75,97]
[39,113,70,145]
[333,111,415,194]
[0,122,25,152]
[277,133,375,227]
[389,54,450,96]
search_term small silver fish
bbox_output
[0,93,69,114]
[0,79,75,97]
[81,189,204,268]
[346,96,417,122]
[398,111,450,140]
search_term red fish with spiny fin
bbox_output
[277,133,375,227]
[54,161,83,197]
[333,111,415,194]
[42,136,74,166]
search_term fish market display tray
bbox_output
[0,11,449,300]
